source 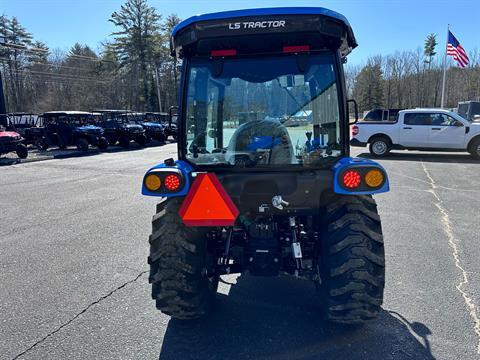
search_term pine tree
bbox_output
[109,0,161,110]
[4,16,33,110]
[353,63,384,112]
[424,33,437,70]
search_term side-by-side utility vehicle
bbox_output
[5,113,44,148]
[94,110,148,148]
[40,111,108,151]
[141,7,390,324]
[0,125,28,159]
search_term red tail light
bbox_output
[283,45,310,53]
[343,170,362,189]
[352,125,359,136]
[164,174,181,191]
[211,49,237,57]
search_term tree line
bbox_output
[347,33,480,113]
[1,4,480,115]
[0,0,180,113]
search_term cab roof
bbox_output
[172,7,357,57]
[42,111,92,116]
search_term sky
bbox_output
[1,0,479,65]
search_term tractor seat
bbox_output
[227,119,294,165]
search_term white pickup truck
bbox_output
[350,108,480,159]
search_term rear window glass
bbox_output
[404,113,432,126]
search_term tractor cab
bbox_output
[172,8,357,171]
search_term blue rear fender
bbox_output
[141,160,193,197]
[332,157,390,195]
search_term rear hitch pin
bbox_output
[289,217,303,271]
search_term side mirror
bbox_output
[169,106,179,127]
[455,121,464,127]
[347,99,359,125]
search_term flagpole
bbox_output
[440,24,449,108]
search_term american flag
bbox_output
[447,30,469,68]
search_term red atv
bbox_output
[0,126,28,159]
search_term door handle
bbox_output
[431,128,441,130]
[403,127,412,130]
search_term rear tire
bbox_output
[469,138,480,160]
[16,144,28,159]
[148,198,218,319]
[76,138,89,152]
[369,137,391,157]
[98,136,108,150]
[319,194,385,324]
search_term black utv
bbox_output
[138,112,167,143]
[144,110,177,141]
[94,110,148,148]
[5,113,44,148]
[39,111,108,151]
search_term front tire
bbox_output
[98,136,108,150]
[76,138,89,152]
[36,138,49,151]
[136,134,148,146]
[469,138,480,160]
[319,194,385,324]
[119,136,130,148]
[16,144,28,159]
[369,137,391,157]
[148,198,218,319]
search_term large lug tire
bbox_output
[98,136,108,150]
[469,138,480,160]
[144,134,152,145]
[36,138,49,151]
[136,134,148,146]
[155,133,166,144]
[108,137,118,146]
[119,137,130,148]
[369,137,391,157]
[148,198,218,319]
[16,144,28,159]
[76,138,89,152]
[319,194,385,324]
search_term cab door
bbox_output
[429,113,466,149]
[399,113,431,147]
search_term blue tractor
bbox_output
[142,7,390,324]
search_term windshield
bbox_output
[184,53,343,168]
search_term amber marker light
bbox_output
[365,169,384,188]
[145,174,162,191]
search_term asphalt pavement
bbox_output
[1,145,479,360]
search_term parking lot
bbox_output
[1,145,480,360]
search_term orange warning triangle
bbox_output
[178,173,239,227]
